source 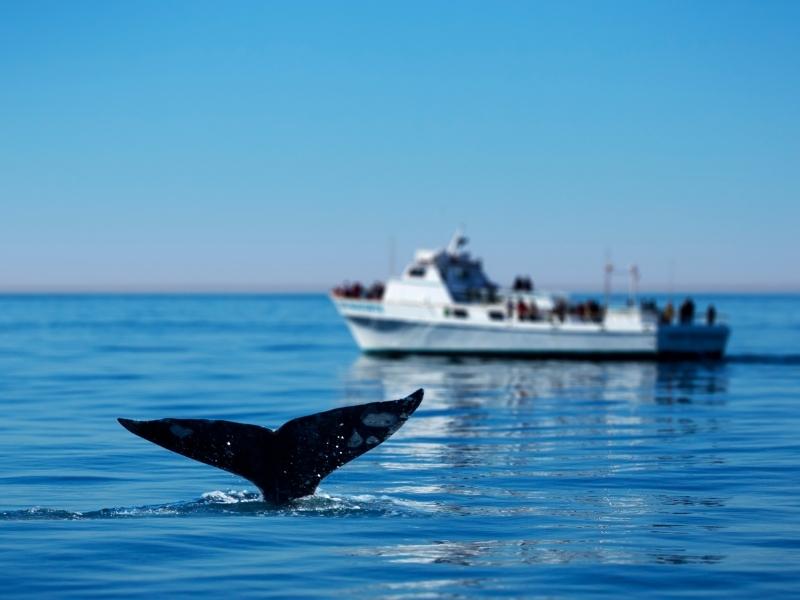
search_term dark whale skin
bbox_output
[119,389,423,503]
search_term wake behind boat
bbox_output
[331,233,729,360]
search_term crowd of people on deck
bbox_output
[512,276,534,292]
[507,297,541,321]
[332,281,385,300]
[507,274,605,323]
[332,275,719,328]
[504,296,604,323]
[660,298,717,325]
[570,299,604,322]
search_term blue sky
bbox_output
[1,1,798,291]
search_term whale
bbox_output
[118,388,423,503]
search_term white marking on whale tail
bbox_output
[362,412,398,427]
[170,424,193,439]
[347,431,364,447]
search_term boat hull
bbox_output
[337,306,729,360]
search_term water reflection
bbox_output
[353,538,725,567]
[347,355,729,409]
[346,356,731,466]
[346,355,732,566]
[655,362,728,404]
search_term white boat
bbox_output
[331,233,730,359]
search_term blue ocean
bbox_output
[0,293,798,598]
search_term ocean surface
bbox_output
[0,293,798,598]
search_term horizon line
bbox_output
[0,282,798,295]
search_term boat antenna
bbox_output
[447,228,468,255]
[603,249,613,308]
[629,264,640,306]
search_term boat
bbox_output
[331,232,730,359]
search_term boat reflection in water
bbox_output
[345,355,730,567]
[347,354,729,409]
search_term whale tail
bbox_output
[118,388,423,503]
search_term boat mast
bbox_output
[629,264,640,306]
[604,256,613,308]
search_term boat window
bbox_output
[408,266,426,278]
[488,310,504,321]
[452,308,468,319]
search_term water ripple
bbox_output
[0,490,444,521]
[1,294,799,598]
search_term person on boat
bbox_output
[661,302,675,324]
[506,298,514,320]
[553,299,567,322]
[706,304,717,325]
[679,298,695,324]
[575,302,586,320]
[516,299,528,321]
[587,299,602,323]
[512,276,533,292]
[529,301,540,321]
[365,282,385,300]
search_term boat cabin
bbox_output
[383,234,498,305]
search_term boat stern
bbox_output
[656,324,730,359]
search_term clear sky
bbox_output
[1,1,798,292]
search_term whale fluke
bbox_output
[118,388,423,503]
